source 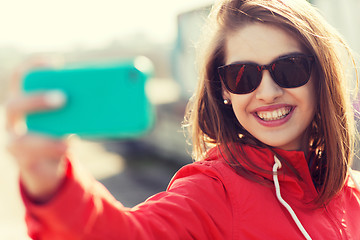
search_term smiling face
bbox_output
[222,23,316,152]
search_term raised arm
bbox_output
[21,159,233,240]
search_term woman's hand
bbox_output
[5,59,68,203]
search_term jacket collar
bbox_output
[206,144,319,203]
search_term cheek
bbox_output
[229,94,253,121]
[289,80,317,119]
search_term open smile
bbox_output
[256,106,292,121]
[252,105,295,127]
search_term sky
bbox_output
[0,0,213,52]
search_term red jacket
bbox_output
[21,145,360,239]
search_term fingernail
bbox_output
[44,90,66,107]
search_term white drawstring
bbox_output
[273,156,312,240]
[348,168,360,191]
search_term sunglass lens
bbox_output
[220,64,260,94]
[273,56,311,88]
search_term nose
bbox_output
[255,70,283,103]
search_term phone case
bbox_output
[22,57,155,139]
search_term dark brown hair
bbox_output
[184,0,357,206]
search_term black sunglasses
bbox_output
[218,54,315,94]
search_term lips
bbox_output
[256,106,292,121]
[253,105,295,127]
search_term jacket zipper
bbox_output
[324,206,348,240]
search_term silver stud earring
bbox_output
[224,99,230,105]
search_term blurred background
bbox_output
[0,0,359,239]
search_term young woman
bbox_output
[6,0,360,239]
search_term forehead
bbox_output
[225,23,305,65]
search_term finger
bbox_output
[5,90,66,132]
[6,90,66,117]
[8,55,65,96]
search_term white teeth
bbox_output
[272,111,277,119]
[256,107,292,121]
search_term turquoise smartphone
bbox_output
[22,57,155,139]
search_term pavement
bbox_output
[0,106,188,239]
